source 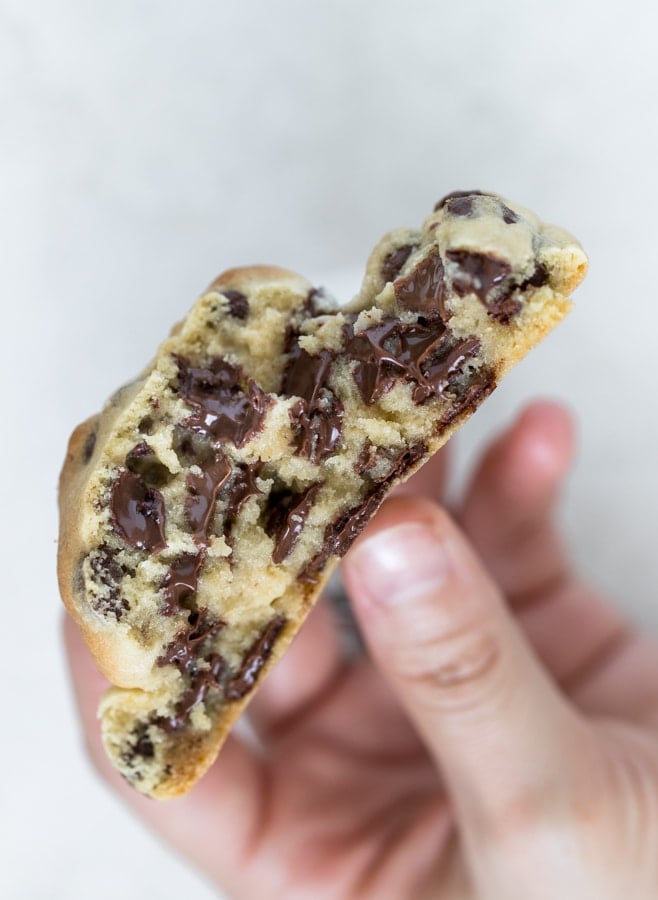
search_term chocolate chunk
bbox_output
[300,487,386,584]
[82,430,97,464]
[176,356,270,449]
[302,444,426,583]
[381,245,413,283]
[137,415,154,435]
[434,190,488,212]
[439,367,497,428]
[160,654,225,732]
[223,463,262,524]
[126,442,171,487]
[281,345,343,463]
[157,609,225,674]
[305,287,331,316]
[225,616,286,700]
[446,250,512,304]
[110,470,167,552]
[222,290,249,320]
[266,482,322,564]
[393,252,449,319]
[172,426,215,466]
[282,345,333,405]
[345,318,482,405]
[185,453,232,541]
[484,293,523,325]
[522,261,549,289]
[88,547,130,620]
[501,203,520,225]
[161,553,205,616]
[123,724,155,764]
[354,441,427,483]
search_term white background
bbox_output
[1,1,657,897]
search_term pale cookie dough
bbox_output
[58,191,587,797]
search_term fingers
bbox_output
[459,400,575,605]
[343,497,590,837]
[247,598,344,739]
[63,616,265,887]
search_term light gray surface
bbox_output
[1,1,657,897]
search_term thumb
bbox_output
[343,497,588,836]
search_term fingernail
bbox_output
[348,522,450,606]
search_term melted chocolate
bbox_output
[223,463,262,524]
[160,654,225,732]
[225,616,286,700]
[176,356,270,448]
[523,262,549,289]
[161,553,205,616]
[266,483,322,564]
[382,245,413,283]
[434,190,488,212]
[281,345,343,463]
[354,441,427,482]
[126,441,171,486]
[110,470,167,552]
[446,250,512,304]
[393,252,449,319]
[345,318,481,405]
[302,443,426,583]
[186,453,232,541]
[439,368,497,429]
[157,609,225,673]
[222,290,249,320]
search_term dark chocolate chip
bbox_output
[302,443,426,583]
[381,245,413,283]
[160,654,225,732]
[522,261,549,289]
[225,616,286,700]
[281,345,343,463]
[266,482,322,564]
[110,470,167,552]
[393,251,449,320]
[122,723,155,765]
[161,553,205,616]
[223,463,262,525]
[157,608,225,674]
[354,441,427,483]
[137,415,154,435]
[434,190,488,212]
[87,547,131,620]
[185,453,232,542]
[222,290,249,320]
[176,356,271,449]
[344,318,482,405]
[446,250,512,304]
[82,430,97,464]
[501,203,520,225]
[126,442,172,487]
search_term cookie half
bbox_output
[58,191,587,797]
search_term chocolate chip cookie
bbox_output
[58,191,587,797]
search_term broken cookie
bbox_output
[58,191,587,797]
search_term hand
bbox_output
[64,401,658,899]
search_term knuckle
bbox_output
[390,624,502,710]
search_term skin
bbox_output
[64,400,658,899]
